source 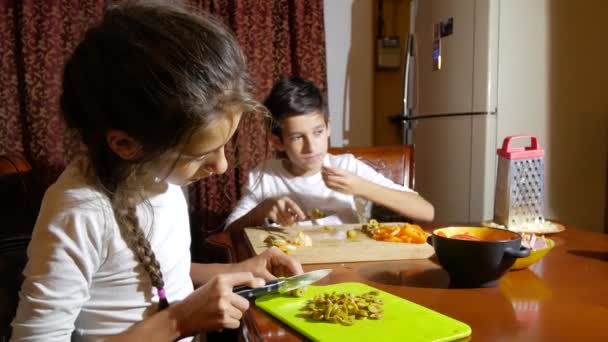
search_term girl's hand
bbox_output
[236,246,304,280]
[169,272,263,336]
[321,166,365,196]
[258,196,307,226]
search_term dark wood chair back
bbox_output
[0,155,39,340]
[328,145,415,223]
[328,145,415,189]
[0,156,40,239]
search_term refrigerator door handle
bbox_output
[400,32,416,144]
[405,110,497,122]
[398,0,418,145]
[402,33,414,117]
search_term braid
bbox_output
[60,0,256,313]
[111,187,169,311]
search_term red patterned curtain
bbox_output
[0,0,326,248]
[0,1,105,187]
[185,1,327,244]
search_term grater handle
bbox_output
[500,135,540,153]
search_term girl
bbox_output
[11,2,302,341]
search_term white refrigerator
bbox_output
[403,0,547,224]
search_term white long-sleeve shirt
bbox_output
[11,159,194,341]
[225,153,412,226]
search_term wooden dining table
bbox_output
[207,225,608,341]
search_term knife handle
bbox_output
[233,279,283,299]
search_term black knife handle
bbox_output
[233,279,283,299]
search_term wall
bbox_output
[496,0,550,214]
[546,0,608,231]
[324,0,374,147]
[373,0,410,146]
[498,0,607,232]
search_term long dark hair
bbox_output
[61,1,255,310]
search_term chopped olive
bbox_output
[290,287,307,297]
[300,291,384,325]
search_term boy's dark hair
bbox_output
[263,76,327,137]
[61,1,257,311]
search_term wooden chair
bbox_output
[0,155,41,340]
[328,145,415,189]
[328,145,415,223]
[0,156,41,239]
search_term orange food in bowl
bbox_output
[435,227,518,242]
[449,233,482,241]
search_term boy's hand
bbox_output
[259,196,307,226]
[235,246,304,280]
[321,166,366,196]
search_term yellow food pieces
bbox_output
[364,220,426,244]
[264,230,313,254]
[323,225,335,232]
[311,208,327,219]
[347,230,357,239]
[300,291,384,325]
[294,231,313,247]
[289,287,307,297]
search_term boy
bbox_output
[225,77,434,230]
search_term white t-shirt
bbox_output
[225,153,412,226]
[11,159,194,342]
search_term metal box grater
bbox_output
[494,135,545,227]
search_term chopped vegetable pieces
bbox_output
[311,208,327,219]
[290,287,307,297]
[363,219,426,244]
[300,291,384,325]
[264,230,313,254]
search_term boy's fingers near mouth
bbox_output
[321,166,338,175]
[323,174,341,184]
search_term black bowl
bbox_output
[427,227,530,288]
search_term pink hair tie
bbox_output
[158,288,167,299]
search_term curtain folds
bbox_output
[0,1,327,258]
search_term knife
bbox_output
[311,214,342,226]
[233,269,332,299]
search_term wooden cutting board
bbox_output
[244,223,434,264]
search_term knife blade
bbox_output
[233,269,332,299]
[311,214,342,226]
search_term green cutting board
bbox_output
[256,282,471,342]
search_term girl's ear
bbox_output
[270,134,285,152]
[106,129,143,160]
